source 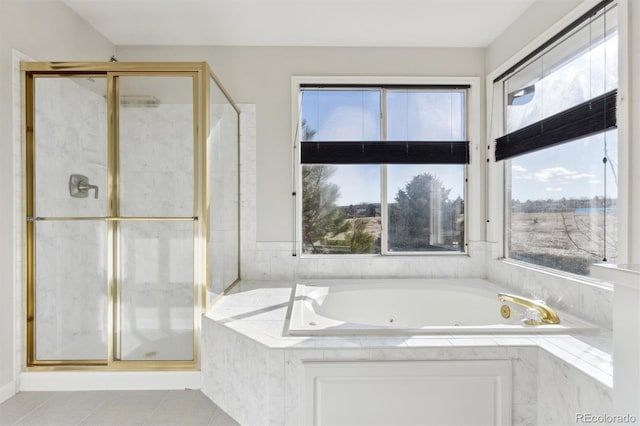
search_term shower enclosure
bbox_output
[22,62,239,368]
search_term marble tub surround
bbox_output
[486,247,614,330]
[202,281,613,426]
[592,264,640,419]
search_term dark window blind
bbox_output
[301,141,470,165]
[495,90,616,161]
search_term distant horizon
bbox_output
[332,195,618,209]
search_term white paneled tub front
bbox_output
[305,360,512,426]
[288,278,595,335]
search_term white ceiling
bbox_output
[62,0,538,47]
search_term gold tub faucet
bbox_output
[498,293,560,325]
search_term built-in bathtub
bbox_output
[287,278,595,335]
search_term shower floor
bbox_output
[38,329,194,362]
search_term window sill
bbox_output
[496,257,614,291]
[298,251,469,259]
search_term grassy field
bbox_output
[509,211,617,275]
[306,209,617,275]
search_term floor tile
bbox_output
[13,407,93,426]
[0,390,226,426]
[78,409,149,426]
[144,408,217,425]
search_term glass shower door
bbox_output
[32,76,109,362]
[116,75,197,362]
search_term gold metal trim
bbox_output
[21,62,211,73]
[25,71,35,366]
[235,86,242,283]
[203,68,211,311]
[27,361,198,371]
[193,67,203,366]
[498,293,560,324]
[207,66,241,115]
[30,217,198,221]
[109,72,121,362]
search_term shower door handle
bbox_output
[69,174,99,199]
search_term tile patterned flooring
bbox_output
[0,390,240,426]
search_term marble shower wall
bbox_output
[34,77,108,218]
[118,220,194,361]
[34,77,108,359]
[33,76,196,360]
[117,97,195,360]
[119,102,193,217]
[209,80,240,295]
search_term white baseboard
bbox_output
[0,380,17,403]
[19,371,201,391]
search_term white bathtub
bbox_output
[287,278,596,335]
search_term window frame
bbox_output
[292,76,481,258]
[486,0,626,279]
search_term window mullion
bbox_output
[381,89,388,255]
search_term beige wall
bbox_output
[622,0,640,264]
[486,0,583,74]
[116,46,486,242]
[0,0,114,393]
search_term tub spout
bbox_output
[498,293,560,325]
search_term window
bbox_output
[497,1,618,275]
[299,86,468,255]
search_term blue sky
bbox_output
[507,33,618,201]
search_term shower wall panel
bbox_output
[119,221,194,361]
[35,221,108,360]
[118,103,193,217]
[34,77,107,217]
[209,80,239,294]
[33,77,108,360]
[117,96,195,361]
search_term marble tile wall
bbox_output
[486,244,613,330]
[22,75,197,361]
[118,221,194,361]
[34,221,108,360]
[203,314,615,426]
[34,77,108,218]
[537,348,612,425]
[31,77,109,360]
[118,102,196,360]
[203,318,545,426]
[203,282,613,426]
[119,103,193,217]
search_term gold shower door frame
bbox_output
[23,62,223,370]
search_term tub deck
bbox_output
[202,280,613,426]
